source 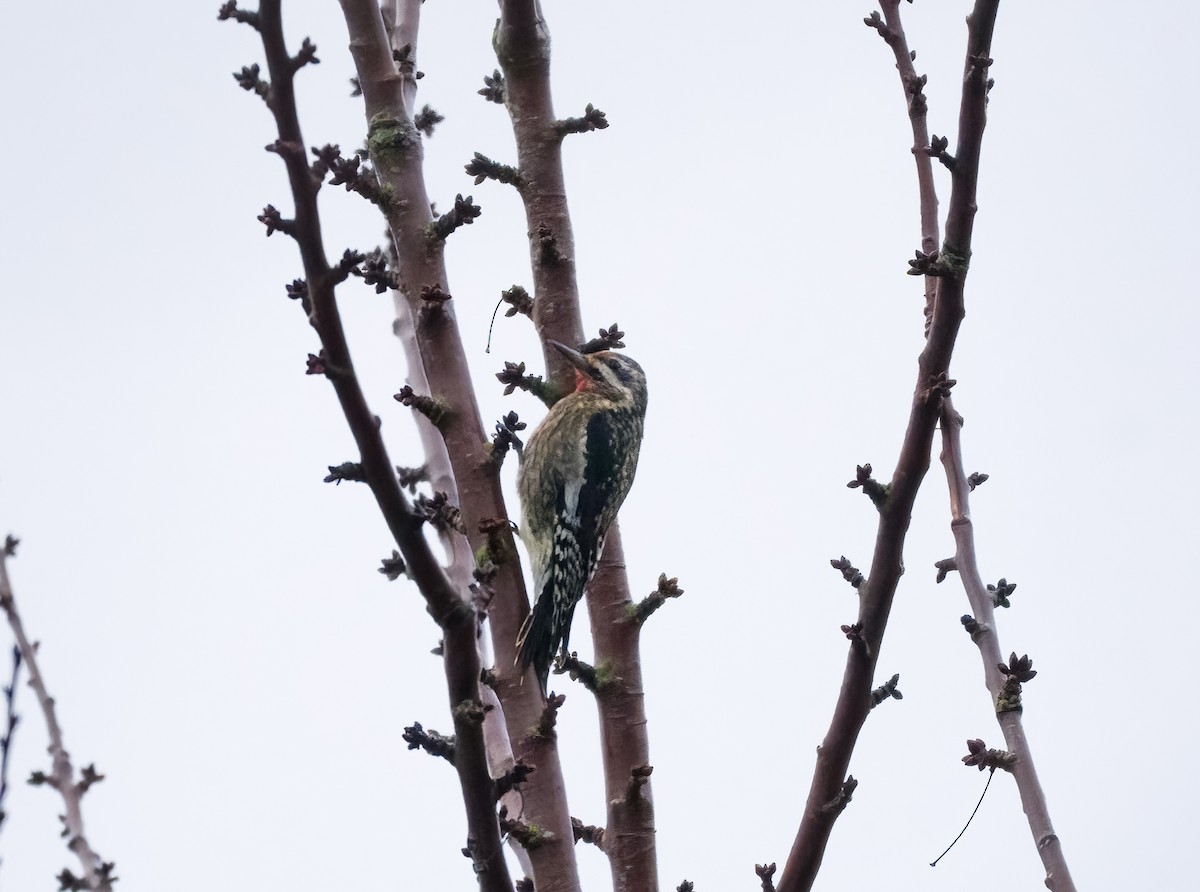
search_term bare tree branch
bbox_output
[873,0,941,329]
[225,3,514,887]
[584,535,657,881]
[0,642,20,848]
[334,2,578,888]
[367,3,530,875]
[630,574,684,625]
[571,816,606,849]
[938,402,1077,891]
[0,537,114,891]
[494,4,659,888]
[777,4,1001,889]
[493,0,585,387]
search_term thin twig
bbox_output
[876,0,941,330]
[0,539,114,890]
[776,4,1002,890]
[938,402,1076,890]
[0,644,21,857]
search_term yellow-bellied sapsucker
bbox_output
[516,341,648,693]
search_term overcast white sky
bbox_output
[2,1,1196,889]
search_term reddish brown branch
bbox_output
[776,4,1001,890]
[0,538,114,890]
[226,3,515,888]
[939,402,1077,890]
[242,0,464,639]
[334,2,578,889]
[494,1,585,389]
[585,534,657,888]
[493,4,658,890]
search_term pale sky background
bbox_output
[1,1,1196,890]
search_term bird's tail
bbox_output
[516,592,556,696]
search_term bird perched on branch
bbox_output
[516,341,648,694]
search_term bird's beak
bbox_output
[548,340,593,373]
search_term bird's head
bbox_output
[550,341,648,413]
